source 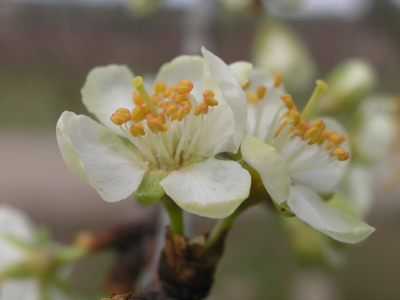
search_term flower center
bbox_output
[110,76,219,170]
[247,78,349,175]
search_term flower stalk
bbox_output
[160,195,184,236]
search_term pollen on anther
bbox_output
[331,148,349,161]
[281,94,294,109]
[130,123,145,137]
[273,71,282,87]
[257,86,267,99]
[154,81,167,94]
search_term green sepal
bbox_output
[135,171,168,205]
[272,199,296,218]
[1,261,35,279]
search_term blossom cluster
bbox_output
[56,47,374,243]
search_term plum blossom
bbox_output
[57,48,252,218]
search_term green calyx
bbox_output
[135,170,168,205]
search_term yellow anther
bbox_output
[242,80,251,90]
[246,92,259,103]
[273,71,282,87]
[148,118,164,132]
[292,120,309,136]
[330,133,345,144]
[163,88,172,98]
[177,108,185,121]
[204,97,219,106]
[131,106,146,122]
[110,108,131,125]
[116,108,131,118]
[317,130,331,145]
[304,127,321,144]
[256,86,267,99]
[154,81,167,94]
[311,120,326,131]
[177,80,194,95]
[145,112,155,120]
[161,124,168,132]
[331,148,349,161]
[200,103,209,114]
[194,105,202,116]
[170,112,177,121]
[280,94,294,109]
[133,91,145,105]
[182,105,191,115]
[326,140,336,150]
[130,123,145,137]
[150,94,161,103]
[174,94,189,103]
[110,114,126,126]
[156,101,164,108]
[203,89,215,98]
[166,105,178,116]
[290,108,300,126]
[157,113,166,124]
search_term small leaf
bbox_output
[135,171,168,205]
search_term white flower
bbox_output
[0,205,69,300]
[57,47,251,219]
[237,68,375,243]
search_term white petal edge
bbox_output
[57,111,148,202]
[160,158,251,219]
[241,133,291,204]
[229,61,253,88]
[0,205,35,271]
[201,47,247,154]
[288,185,375,244]
[81,65,135,136]
[290,117,350,193]
[56,117,90,184]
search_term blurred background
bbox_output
[1,0,400,299]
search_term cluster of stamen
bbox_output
[109,76,220,169]
[278,94,349,161]
[110,78,219,136]
[244,73,349,166]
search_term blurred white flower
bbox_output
[317,59,377,115]
[252,20,317,94]
[0,205,71,300]
[57,47,251,219]
[234,67,374,243]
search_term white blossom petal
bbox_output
[229,61,253,88]
[246,69,286,140]
[290,117,350,193]
[288,185,375,243]
[57,111,148,202]
[240,133,290,204]
[81,65,135,136]
[160,158,251,218]
[155,55,205,101]
[0,206,35,271]
[199,47,247,155]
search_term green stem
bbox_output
[160,196,184,236]
[205,196,265,253]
